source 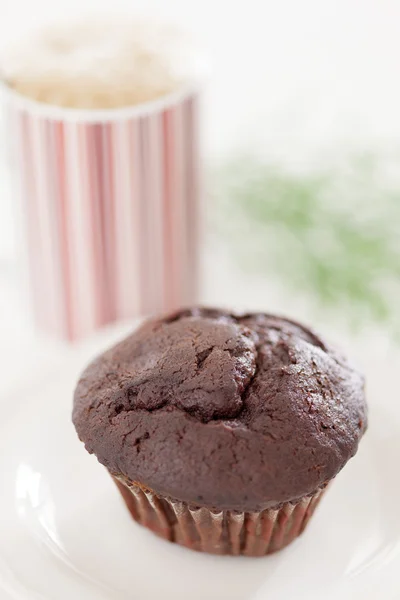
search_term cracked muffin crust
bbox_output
[73,307,367,512]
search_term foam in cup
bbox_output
[1,17,195,109]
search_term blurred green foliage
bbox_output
[216,154,400,331]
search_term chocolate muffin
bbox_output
[73,308,367,556]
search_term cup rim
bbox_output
[0,77,201,122]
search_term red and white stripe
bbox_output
[5,91,201,341]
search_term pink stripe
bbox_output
[77,122,98,333]
[129,117,141,316]
[162,108,176,311]
[50,120,71,338]
[98,123,116,322]
[144,113,164,315]
[81,124,98,327]
[45,119,66,338]
[138,117,151,315]
[113,117,139,319]
[172,101,186,309]
[104,122,116,321]
[94,124,109,325]
[147,115,156,314]
[86,125,107,327]
[53,121,74,340]
[152,112,165,313]
[185,96,200,304]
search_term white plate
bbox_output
[1,328,400,600]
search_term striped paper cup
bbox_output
[1,78,201,341]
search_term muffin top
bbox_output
[73,308,367,511]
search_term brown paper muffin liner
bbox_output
[113,474,325,556]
